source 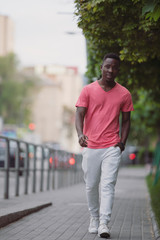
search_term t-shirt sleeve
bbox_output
[121,92,134,112]
[75,87,89,108]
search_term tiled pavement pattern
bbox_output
[0,167,155,240]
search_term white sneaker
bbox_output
[88,217,99,234]
[98,224,110,238]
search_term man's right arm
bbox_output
[75,107,88,147]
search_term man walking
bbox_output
[75,53,134,238]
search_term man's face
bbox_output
[101,58,119,83]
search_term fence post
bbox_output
[1,135,83,199]
[47,149,50,190]
[4,139,10,199]
[32,145,37,193]
[52,150,56,190]
[15,141,20,196]
[40,147,44,191]
[24,143,29,194]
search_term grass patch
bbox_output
[146,174,160,229]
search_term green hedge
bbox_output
[146,175,160,229]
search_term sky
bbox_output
[0,0,87,73]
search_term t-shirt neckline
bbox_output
[96,80,117,93]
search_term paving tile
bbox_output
[0,167,156,240]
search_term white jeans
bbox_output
[82,146,121,225]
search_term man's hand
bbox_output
[114,142,125,152]
[78,134,88,147]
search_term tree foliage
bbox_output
[129,89,160,145]
[142,0,160,21]
[0,54,37,125]
[74,0,160,100]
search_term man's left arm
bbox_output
[115,111,131,152]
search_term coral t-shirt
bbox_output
[75,80,134,149]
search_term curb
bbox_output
[150,206,160,240]
[145,174,160,240]
[147,190,160,240]
[0,202,52,228]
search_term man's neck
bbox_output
[98,78,116,91]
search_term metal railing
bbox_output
[0,135,83,199]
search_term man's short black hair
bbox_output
[102,53,120,64]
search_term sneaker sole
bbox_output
[89,231,98,234]
[98,232,110,238]
[89,229,98,234]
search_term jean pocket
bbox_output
[82,147,86,155]
[116,146,121,153]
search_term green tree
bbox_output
[74,0,160,100]
[129,89,160,145]
[0,53,37,125]
[142,0,160,21]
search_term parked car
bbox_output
[0,141,24,175]
[0,143,6,168]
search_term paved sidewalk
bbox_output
[0,167,156,240]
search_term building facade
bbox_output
[24,65,83,153]
[0,15,14,56]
